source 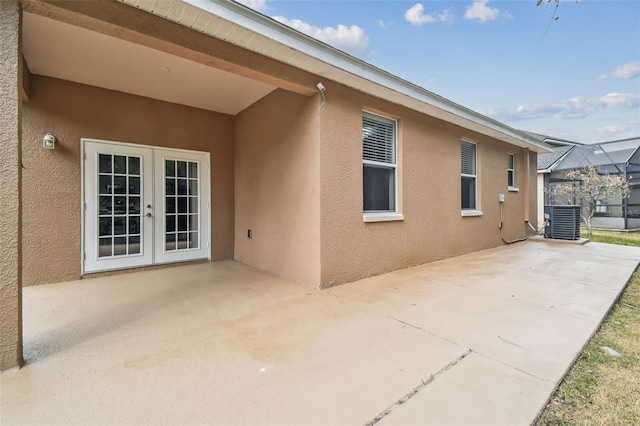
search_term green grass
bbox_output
[581,229,640,247]
[536,233,640,425]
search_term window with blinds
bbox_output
[461,141,477,210]
[363,113,395,164]
[508,153,515,187]
[363,112,397,212]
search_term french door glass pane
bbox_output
[97,153,143,258]
[165,159,199,251]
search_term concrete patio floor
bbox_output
[2,241,639,425]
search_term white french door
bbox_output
[83,140,210,274]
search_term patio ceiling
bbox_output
[21,11,278,115]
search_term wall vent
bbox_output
[544,205,581,240]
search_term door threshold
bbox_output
[81,259,210,281]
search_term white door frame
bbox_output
[82,139,210,274]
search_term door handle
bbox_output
[146,213,152,217]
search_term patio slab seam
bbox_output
[384,312,560,385]
[365,348,473,426]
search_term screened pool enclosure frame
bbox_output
[544,137,640,230]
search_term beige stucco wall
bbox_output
[234,89,321,286]
[21,75,235,286]
[1,0,23,370]
[318,82,537,287]
[20,76,538,290]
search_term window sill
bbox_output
[363,212,405,223]
[461,210,483,217]
[508,187,519,192]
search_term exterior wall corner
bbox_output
[0,0,24,370]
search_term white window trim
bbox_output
[507,152,515,189]
[363,212,405,222]
[461,140,478,212]
[362,110,400,218]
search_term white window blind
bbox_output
[461,141,477,210]
[363,112,395,164]
[461,141,476,175]
[508,153,515,187]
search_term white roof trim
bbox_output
[119,0,551,153]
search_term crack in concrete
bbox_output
[385,316,424,331]
[364,349,473,426]
[385,315,470,350]
[471,350,555,384]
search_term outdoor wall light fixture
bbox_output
[42,133,56,150]
[316,82,326,112]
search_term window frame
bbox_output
[507,152,518,191]
[461,140,481,215]
[362,111,403,222]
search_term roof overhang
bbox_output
[123,0,549,153]
[22,0,551,153]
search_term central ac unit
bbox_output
[544,205,580,240]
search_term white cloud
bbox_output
[272,16,369,56]
[236,0,268,12]
[481,92,640,122]
[404,4,453,26]
[464,0,510,22]
[599,92,640,108]
[405,4,437,26]
[438,8,455,24]
[596,125,623,135]
[594,122,640,141]
[377,20,394,30]
[598,62,640,80]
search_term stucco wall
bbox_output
[234,89,321,286]
[21,77,538,290]
[1,0,23,370]
[22,76,235,285]
[318,82,536,287]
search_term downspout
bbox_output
[524,148,530,222]
[523,149,540,235]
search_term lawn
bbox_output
[536,231,640,425]
[581,229,640,247]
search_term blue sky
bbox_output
[236,0,640,143]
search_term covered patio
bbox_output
[2,241,639,425]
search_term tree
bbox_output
[537,0,561,21]
[537,0,580,21]
[550,166,631,238]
